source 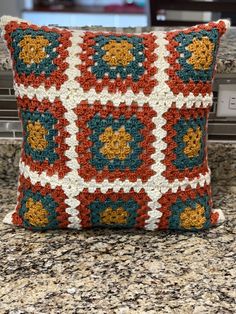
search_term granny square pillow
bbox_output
[0,16,229,231]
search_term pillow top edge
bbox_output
[0,15,30,32]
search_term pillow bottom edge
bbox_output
[212,208,225,225]
[3,210,14,225]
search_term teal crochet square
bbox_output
[173,116,206,170]
[21,110,59,163]
[91,34,145,81]
[11,28,59,76]
[169,194,211,231]
[175,29,219,83]
[89,198,139,228]
[88,114,144,171]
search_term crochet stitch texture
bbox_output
[0,16,228,231]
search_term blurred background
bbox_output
[0,0,236,27]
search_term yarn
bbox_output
[158,184,214,230]
[13,176,69,230]
[18,96,71,178]
[4,21,71,89]
[77,32,158,95]
[75,101,156,182]
[166,21,227,96]
[77,188,150,229]
[180,204,207,230]
[24,198,50,227]
[162,107,208,183]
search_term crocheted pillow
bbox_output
[0,16,229,231]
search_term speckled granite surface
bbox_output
[1,25,236,74]
[0,141,235,313]
[0,37,10,71]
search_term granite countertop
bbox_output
[1,26,236,74]
[0,141,235,313]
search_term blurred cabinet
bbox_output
[22,11,148,27]
[148,0,236,26]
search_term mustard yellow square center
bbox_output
[187,37,215,70]
[100,207,129,225]
[180,204,206,229]
[102,40,134,67]
[19,35,49,64]
[183,126,202,158]
[99,126,132,160]
[27,121,48,151]
[24,198,49,227]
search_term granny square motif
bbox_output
[0,16,229,231]
[77,32,157,94]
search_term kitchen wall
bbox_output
[0,0,24,17]
[167,11,212,22]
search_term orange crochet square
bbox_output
[161,106,209,183]
[3,21,71,89]
[77,32,158,95]
[77,188,151,229]
[74,101,157,182]
[158,184,218,230]
[18,96,71,178]
[165,21,227,96]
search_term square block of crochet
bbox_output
[77,32,157,95]
[3,20,71,89]
[75,101,156,182]
[18,96,70,178]
[158,184,218,231]
[77,188,150,229]
[0,16,229,232]
[166,25,222,96]
[13,176,70,230]
[162,107,209,182]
